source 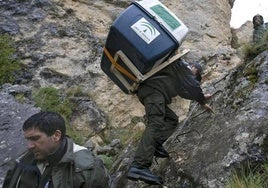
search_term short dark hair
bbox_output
[253,14,264,28]
[23,111,66,138]
[190,62,203,82]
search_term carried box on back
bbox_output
[101,0,188,94]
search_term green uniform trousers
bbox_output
[132,85,178,168]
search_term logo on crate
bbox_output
[131,17,160,44]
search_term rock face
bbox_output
[156,52,268,187]
[109,52,268,188]
[163,0,233,58]
[0,84,40,185]
[1,0,268,187]
[231,21,253,48]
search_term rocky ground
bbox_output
[1,0,267,187]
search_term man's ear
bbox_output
[53,130,62,142]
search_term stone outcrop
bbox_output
[0,84,40,185]
[156,52,268,187]
[1,0,267,187]
[109,52,268,187]
[231,21,253,49]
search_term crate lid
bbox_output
[135,0,188,44]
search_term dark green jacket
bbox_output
[3,138,110,188]
[253,23,268,43]
[140,59,206,105]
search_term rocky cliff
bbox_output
[0,0,267,187]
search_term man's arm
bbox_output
[181,74,214,113]
[202,103,214,113]
[201,94,214,113]
[181,73,206,104]
[84,158,110,188]
[3,161,21,188]
[72,149,110,188]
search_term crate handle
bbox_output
[103,47,137,82]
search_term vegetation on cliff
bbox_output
[226,34,268,188]
[243,30,268,62]
[32,86,85,144]
[0,34,21,85]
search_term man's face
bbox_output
[254,16,263,26]
[190,65,198,75]
[24,127,61,160]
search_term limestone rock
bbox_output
[232,21,253,48]
[0,85,40,186]
[1,0,267,187]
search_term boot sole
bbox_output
[127,172,163,185]
[154,152,169,158]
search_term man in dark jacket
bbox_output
[253,14,268,43]
[127,59,213,185]
[3,111,110,188]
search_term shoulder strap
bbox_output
[3,162,22,188]
[141,49,190,81]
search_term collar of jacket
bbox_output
[55,137,76,164]
[46,137,67,165]
[18,137,94,172]
[60,138,95,172]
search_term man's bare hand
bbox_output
[204,94,212,100]
[202,104,214,113]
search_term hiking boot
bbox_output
[154,145,169,158]
[127,166,164,185]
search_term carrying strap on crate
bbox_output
[103,47,137,82]
[103,46,190,94]
[141,48,190,81]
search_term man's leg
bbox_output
[158,105,178,143]
[154,105,178,158]
[132,89,166,168]
[127,88,165,184]
[127,87,180,184]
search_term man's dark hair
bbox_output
[23,111,66,139]
[253,14,264,29]
[190,62,203,82]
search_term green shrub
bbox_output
[33,87,73,118]
[66,126,85,145]
[32,87,85,144]
[66,86,84,97]
[243,30,268,62]
[105,122,144,147]
[98,155,115,170]
[0,34,21,85]
[226,171,263,188]
[225,162,268,188]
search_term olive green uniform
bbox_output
[132,59,206,168]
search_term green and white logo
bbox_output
[131,17,160,44]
